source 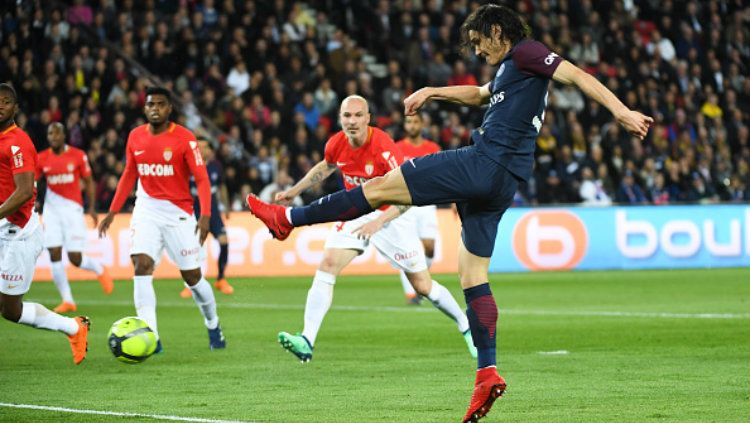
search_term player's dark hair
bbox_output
[0,83,18,104]
[460,4,530,49]
[145,86,172,103]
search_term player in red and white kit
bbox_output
[395,113,442,305]
[97,87,225,351]
[271,96,475,362]
[0,84,89,364]
[37,122,114,313]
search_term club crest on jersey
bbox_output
[67,163,74,172]
[163,147,172,161]
[365,161,374,176]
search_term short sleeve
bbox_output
[323,136,338,164]
[10,135,36,175]
[79,150,92,177]
[512,40,562,78]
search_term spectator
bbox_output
[579,166,612,206]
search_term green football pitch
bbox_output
[1,268,748,423]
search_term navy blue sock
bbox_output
[464,283,498,369]
[289,186,374,226]
[218,243,228,279]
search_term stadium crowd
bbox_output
[1,0,749,211]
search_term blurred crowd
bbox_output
[1,0,749,212]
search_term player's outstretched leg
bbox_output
[462,283,506,422]
[79,255,114,295]
[246,184,376,240]
[8,301,90,364]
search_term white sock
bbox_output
[18,302,79,336]
[425,256,434,269]
[302,270,335,346]
[133,275,158,337]
[188,278,219,329]
[79,255,103,275]
[399,270,417,296]
[427,280,470,333]
[51,261,74,303]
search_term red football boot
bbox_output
[245,194,294,240]
[462,367,507,423]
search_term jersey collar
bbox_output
[0,123,17,135]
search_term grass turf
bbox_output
[0,268,748,423]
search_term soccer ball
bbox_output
[108,317,159,364]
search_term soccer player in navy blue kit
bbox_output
[181,140,234,299]
[247,5,653,422]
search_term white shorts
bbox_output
[43,205,87,251]
[404,205,438,240]
[324,209,427,273]
[0,217,44,296]
[130,213,202,270]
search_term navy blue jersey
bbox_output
[474,39,562,181]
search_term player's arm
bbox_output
[82,175,98,225]
[351,204,410,241]
[552,60,653,139]
[186,143,212,245]
[404,83,492,115]
[98,141,138,238]
[0,171,34,219]
[275,159,337,204]
[34,172,45,213]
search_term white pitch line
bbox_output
[0,402,255,423]
[26,297,750,320]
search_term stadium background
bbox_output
[2,0,747,279]
[1,2,749,423]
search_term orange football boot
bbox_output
[67,316,90,365]
[214,278,234,295]
[98,267,114,294]
[53,301,77,313]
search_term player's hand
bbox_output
[224,211,230,221]
[404,87,431,115]
[352,220,384,241]
[97,212,115,238]
[88,208,99,226]
[274,190,295,206]
[196,215,210,245]
[616,110,654,140]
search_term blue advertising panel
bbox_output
[489,204,750,272]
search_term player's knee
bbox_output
[132,255,155,275]
[68,252,82,267]
[181,269,202,286]
[48,248,63,262]
[0,305,20,322]
[407,271,432,296]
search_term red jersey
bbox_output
[325,127,402,212]
[0,124,37,227]
[396,137,441,160]
[37,145,91,207]
[110,122,211,216]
